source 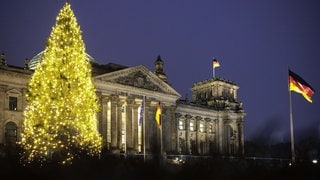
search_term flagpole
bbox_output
[143,96,146,162]
[287,68,315,165]
[288,73,295,164]
[160,116,163,158]
[155,102,163,163]
[159,112,163,166]
[213,66,215,78]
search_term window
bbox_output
[179,120,185,130]
[190,120,195,131]
[208,124,213,133]
[222,87,229,97]
[9,96,17,111]
[199,122,204,132]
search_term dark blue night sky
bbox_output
[1,0,319,142]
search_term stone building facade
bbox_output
[0,53,245,158]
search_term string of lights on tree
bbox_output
[19,2,102,165]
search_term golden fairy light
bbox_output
[19,2,102,165]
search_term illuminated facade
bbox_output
[0,54,245,158]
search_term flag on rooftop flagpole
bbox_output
[289,69,315,103]
[212,59,220,68]
[155,102,161,127]
[212,58,220,78]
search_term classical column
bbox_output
[175,113,182,154]
[117,98,126,152]
[233,129,238,154]
[238,120,245,155]
[17,88,28,142]
[110,95,118,150]
[0,85,7,144]
[100,96,109,146]
[205,117,211,154]
[144,99,151,153]
[166,105,176,153]
[132,101,141,152]
[105,96,112,150]
[213,119,218,152]
[217,112,223,153]
[185,114,192,154]
[126,98,134,153]
[195,116,202,154]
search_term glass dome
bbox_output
[29,51,95,70]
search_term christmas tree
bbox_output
[19,2,102,165]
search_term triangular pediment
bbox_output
[94,65,181,97]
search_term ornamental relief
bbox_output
[114,71,165,93]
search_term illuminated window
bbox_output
[9,96,17,111]
[199,122,204,132]
[208,124,213,133]
[190,120,195,131]
[179,120,185,130]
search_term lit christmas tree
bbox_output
[19,2,102,165]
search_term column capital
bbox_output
[111,95,119,102]
[101,95,111,104]
[185,114,192,119]
[195,116,202,121]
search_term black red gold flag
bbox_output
[212,59,220,68]
[289,69,315,103]
[155,102,161,126]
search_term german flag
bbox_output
[212,59,220,68]
[155,102,161,126]
[289,69,315,103]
